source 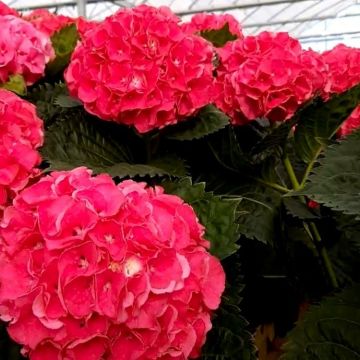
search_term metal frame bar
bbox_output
[176,0,317,16]
[243,11,360,28]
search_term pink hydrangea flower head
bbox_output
[214,31,326,125]
[320,44,360,136]
[23,9,75,37]
[321,44,360,97]
[0,167,225,359]
[182,12,243,39]
[65,5,215,133]
[0,15,54,85]
[338,105,360,137]
[0,89,43,208]
[0,1,19,16]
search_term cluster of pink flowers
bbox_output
[23,9,75,37]
[214,31,326,124]
[0,167,225,359]
[0,14,54,85]
[182,12,243,39]
[0,2,18,16]
[0,89,43,209]
[65,5,215,133]
[320,44,360,136]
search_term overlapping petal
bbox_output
[0,167,225,359]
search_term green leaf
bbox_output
[106,156,187,178]
[166,105,229,141]
[41,108,133,169]
[163,178,241,259]
[0,74,26,96]
[47,24,79,75]
[27,82,68,124]
[294,83,360,163]
[54,94,82,108]
[200,23,238,47]
[283,198,319,220]
[297,129,360,218]
[237,184,282,245]
[330,214,360,286]
[250,120,292,163]
[41,110,186,178]
[201,255,256,360]
[282,283,360,360]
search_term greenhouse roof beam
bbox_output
[176,0,317,16]
[11,0,116,11]
[243,12,360,28]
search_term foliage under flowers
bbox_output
[0,1,360,360]
[0,167,225,359]
[0,89,43,209]
[65,5,215,133]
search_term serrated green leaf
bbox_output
[41,110,186,179]
[27,82,67,124]
[163,178,240,259]
[282,283,360,360]
[41,108,133,170]
[166,105,229,141]
[201,253,256,360]
[250,120,292,163]
[54,94,82,108]
[237,184,282,245]
[283,198,319,220]
[106,157,187,178]
[330,214,360,286]
[296,129,360,218]
[200,23,238,47]
[47,24,79,75]
[0,74,26,96]
[294,83,360,163]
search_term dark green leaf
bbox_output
[41,109,133,169]
[283,198,319,220]
[47,24,79,75]
[27,82,67,124]
[294,83,360,163]
[330,214,360,286]
[297,129,360,218]
[166,105,229,141]
[0,74,26,96]
[42,110,186,178]
[54,94,82,108]
[237,184,282,245]
[163,178,241,259]
[200,23,238,47]
[282,283,360,360]
[250,120,292,163]
[201,253,256,360]
[106,156,187,178]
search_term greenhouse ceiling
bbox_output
[4,0,360,50]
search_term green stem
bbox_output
[256,179,290,194]
[309,223,339,289]
[283,155,300,190]
[283,154,339,289]
[299,148,322,188]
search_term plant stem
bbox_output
[299,148,322,188]
[283,155,300,190]
[309,223,339,289]
[283,154,339,289]
[256,178,290,193]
